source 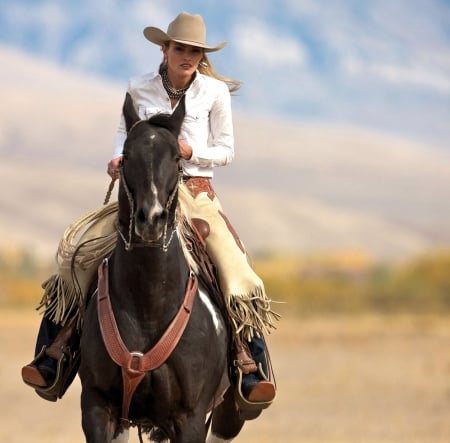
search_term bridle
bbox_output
[117,120,182,252]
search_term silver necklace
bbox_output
[160,67,193,99]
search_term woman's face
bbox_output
[163,42,204,78]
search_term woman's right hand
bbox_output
[107,156,122,180]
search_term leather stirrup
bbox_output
[234,362,276,414]
[24,343,81,402]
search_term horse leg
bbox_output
[205,433,233,443]
[208,386,245,442]
[81,389,119,443]
[111,429,129,443]
[172,411,207,443]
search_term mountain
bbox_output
[1,45,450,260]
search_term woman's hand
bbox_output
[178,139,193,160]
[107,156,122,180]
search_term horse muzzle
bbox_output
[134,203,166,242]
[134,223,164,242]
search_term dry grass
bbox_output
[1,308,449,442]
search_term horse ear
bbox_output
[170,95,186,137]
[123,93,140,132]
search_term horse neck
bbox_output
[110,236,190,313]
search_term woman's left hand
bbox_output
[107,156,122,180]
[178,139,193,160]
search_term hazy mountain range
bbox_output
[1,45,450,261]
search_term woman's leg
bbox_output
[179,180,277,404]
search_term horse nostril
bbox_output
[137,208,147,224]
[136,199,164,227]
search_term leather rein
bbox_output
[96,258,198,428]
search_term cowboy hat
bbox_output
[143,12,226,52]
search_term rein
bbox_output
[97,258,198,428]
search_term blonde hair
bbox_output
[198,54,241,94]
[161,42,241,94]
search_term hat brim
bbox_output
[143,26,226,52]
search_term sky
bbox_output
[1,0,449,148]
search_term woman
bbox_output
[22,11,277,407]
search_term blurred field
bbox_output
[1,308,449,443]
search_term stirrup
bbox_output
[234,362,276,413]
[29,344,80,402]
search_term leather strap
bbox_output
[97,259,198,426]
[183,176,215,200]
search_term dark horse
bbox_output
[79,94,246,442]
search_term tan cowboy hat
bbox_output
[143,12,226,52]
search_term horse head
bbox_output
[119,93,185,246]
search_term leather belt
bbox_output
[181,176,215,200]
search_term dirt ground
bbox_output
[1,309,449,443]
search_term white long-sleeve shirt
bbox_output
[113,71,235,178]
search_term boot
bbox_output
[21,317,80,401]
[22,316,61,388]
[241,336,276,402]
[234,336,276,408]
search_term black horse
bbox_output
[79,93,246,442]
